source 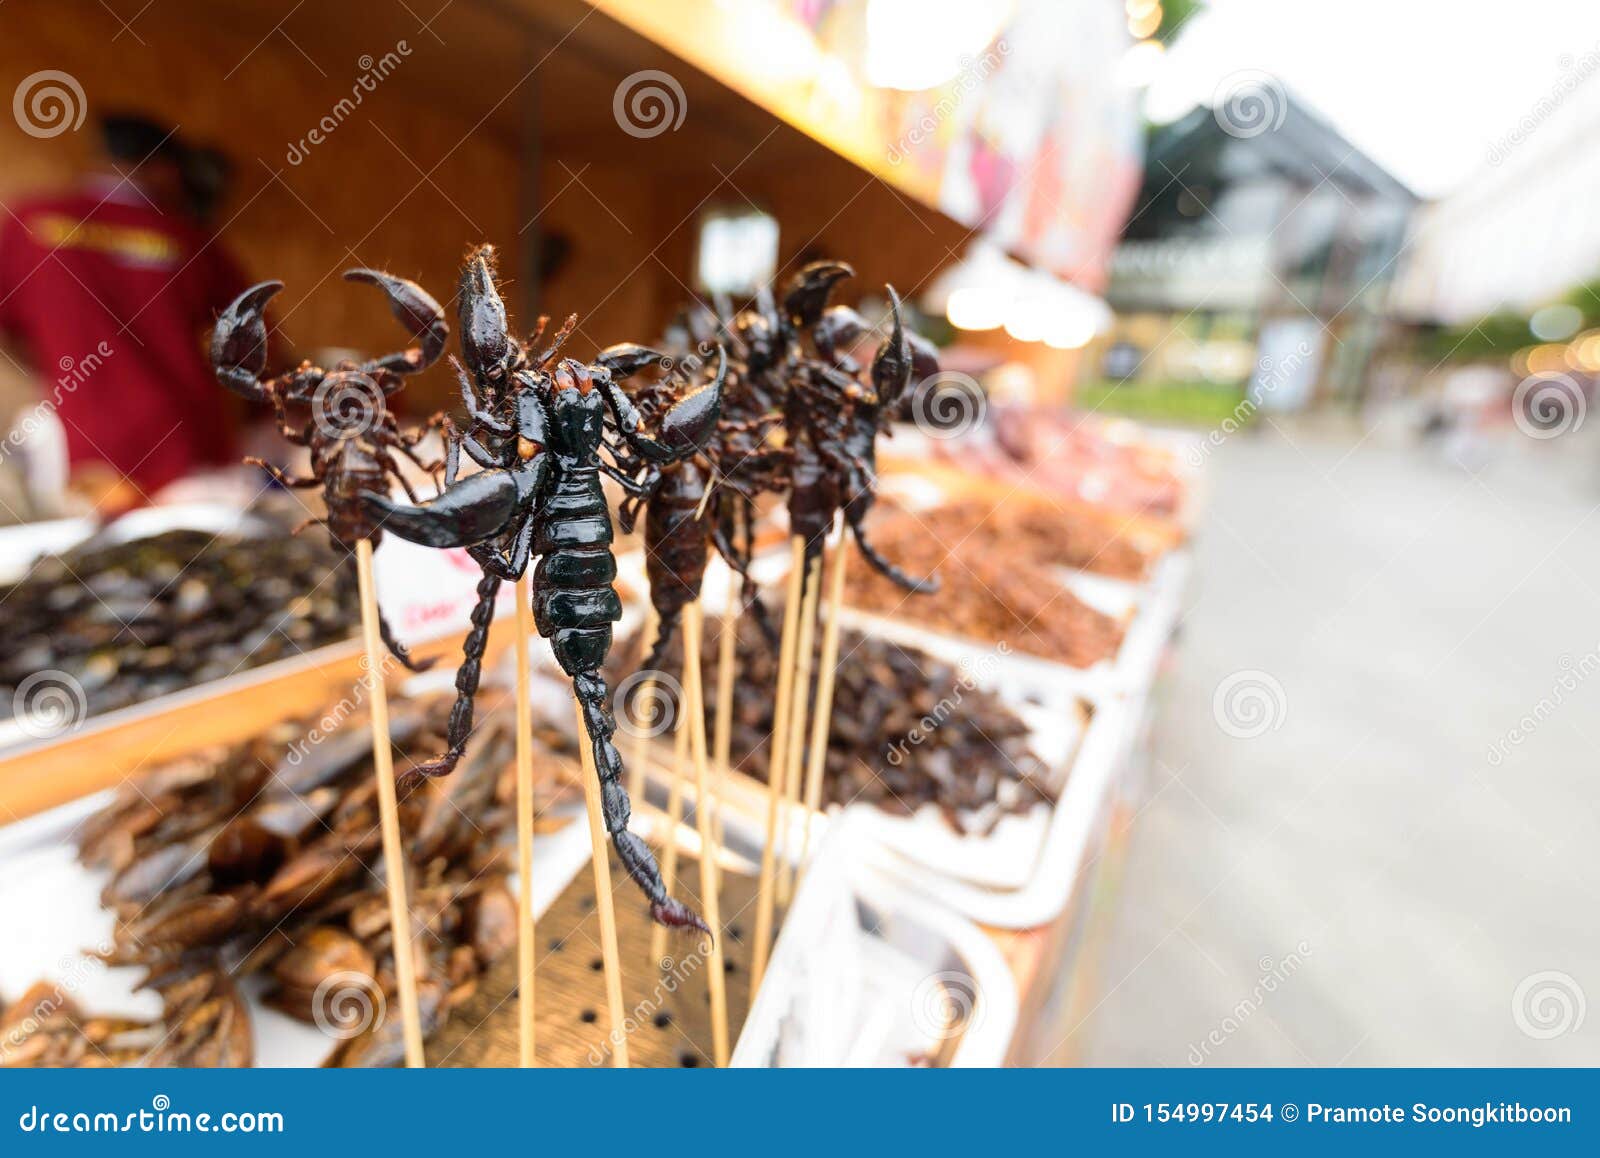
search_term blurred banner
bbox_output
[593,0,1143,289]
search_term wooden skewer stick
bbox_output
[796,538,849,888]
[711,577,739,870]
[625,604,661,803]
[353,539,426,1069]
[648,700,691,967]
[776,554,823,905]
[572,697,629,1068]
[682,603,730,1064]
[751,536,807,992]
[513,576,537,1068]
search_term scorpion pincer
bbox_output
[210,267,450,671]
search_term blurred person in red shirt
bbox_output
[0,113,250,511]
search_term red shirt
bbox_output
[0,180,248,494]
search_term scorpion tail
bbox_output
[571,670,708,934]
[377,609,436,673]
[641,610,681,674]
[399,571,500,792]
[848,510,940,595]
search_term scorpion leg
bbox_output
[569,668,707,933]
[377,606,436,674]
[210,281,284,401]
[244,457,318,489]
[400,570,501,788]
[344,268,448,376]
[845,506,940,594]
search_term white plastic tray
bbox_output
[731,815,1018,1068]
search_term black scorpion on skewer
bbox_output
[781,261,942,594]
[387,247,582,782]
[210,269,449,671]
[360,248,725,931]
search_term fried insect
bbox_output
[361,246,725,932]
[210,268,449,671]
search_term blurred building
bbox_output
[1096,94,1416,414]
[1392,63,1600,324]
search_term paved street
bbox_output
[1076,417,1600,1065]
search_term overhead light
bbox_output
[1044,316,1098,350]
[946,287,1008,331]
[865,0,1012,91]
[1118,39,1165,89]
[1530,303,1583,342]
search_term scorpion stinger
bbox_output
[210,280,284,402]
[783,259,854,330]
[342,269,449,378]
[845,285,941,594]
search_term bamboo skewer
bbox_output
[751,536,807,992]
[711,577,739,865]
[682,603,730,1064]
[776,554,823,904]
[513,576,537,1068]
[573,697,629,1068]
[797,539,849,887]
[648,703,691,967]
[625,604,661,803]
[353,539,426,1069]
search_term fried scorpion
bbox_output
[360,246,725,932]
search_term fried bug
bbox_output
[382,246,581,783]
[361,249,725,931]
[780,261,942,594]
[210,269,449,671]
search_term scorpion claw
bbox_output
[783,260,853,329]
[210,281,283,401]
[344,268,448,375]
[655,344,726,454]
[593,343,672,381]
[361,468,522,548]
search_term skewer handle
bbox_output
[751,536,807,992]
[354,539,426,1069]
[514,576,537,1068]
[573,697,630,1068]
[683,604,730,1064]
